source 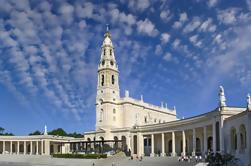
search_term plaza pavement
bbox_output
[0,155,207,166]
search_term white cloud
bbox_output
[172,12,188,29]
[247,0,251,11]
[163,52,172,61]
[110,8,137,26]
[183,17,201,33]
[155,44,163,55]
[59,3,74,15]
[161,33,170,44]
[160,10,172,22]
[189,35,198,44]
[217,8,239,25]
[172,39,181,49]
[199,18,216,32]
[75,2,95,19]
[208,0,218,7]
[128,0,150,12]
[173,21,182,29]
[180,12,188,22]
[137,18,158,37]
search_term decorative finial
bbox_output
[219,85,226,107]
[44,125,48,135]
[247,93,251,111]
[106,24,109,32]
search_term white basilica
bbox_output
[0,30,250,166]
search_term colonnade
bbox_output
[0,140,45,155]
[132,120,222,157]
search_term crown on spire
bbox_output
[247,93,251,111]
[219,85,226,107]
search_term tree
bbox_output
[68,132,84,138]
[48,128,67,136]
[0,127,4,135]
[29,130,42,135]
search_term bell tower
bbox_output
[96,27,120,130]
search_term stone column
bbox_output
[44,140,50,155]
[161,133,166,156]
[220,118,224,153]
[137,133,144,157]
[203,126,207,155]
[3,141,5,154]
[10,141,12,154]
[127,136,131,152]
[212,122,216,153]
[36,141,39,155]
[182,130,186,156]
[192,128,196,156]
[24,141,26,155]
[17,141,20,154]
[41,140,43,155]
[150,134,155,157]
[30,141,33,155]
[172,131,176,156]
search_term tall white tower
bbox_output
[96,28,120,130]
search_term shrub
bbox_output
[52,153,107,159]
[206,153,239,166]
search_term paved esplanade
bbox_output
[0,155,206,166]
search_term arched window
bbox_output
[240,124,246,150]
[230,127,237,151]
[144,116,147,123]
[101,75,104,86]
[110,49,112,56]
[112,75,115,85]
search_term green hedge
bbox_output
[52,153,107,159]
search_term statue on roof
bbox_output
[219,85,226,107]
[44,125,48,135]
[247,93,251,111]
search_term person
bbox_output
[188,155,191,162]
[178,156,181,162]
[199,155,202,162]
[157,150,160,157]
[195,155,198,162]
[130,156,133,160]
[139,156,143,161]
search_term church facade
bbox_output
[0,30,250,166]
[83,30,251,165]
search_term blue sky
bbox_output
[0,0,250,135]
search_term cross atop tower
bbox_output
[106,24,109,32]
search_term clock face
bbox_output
[110,61,114,66]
